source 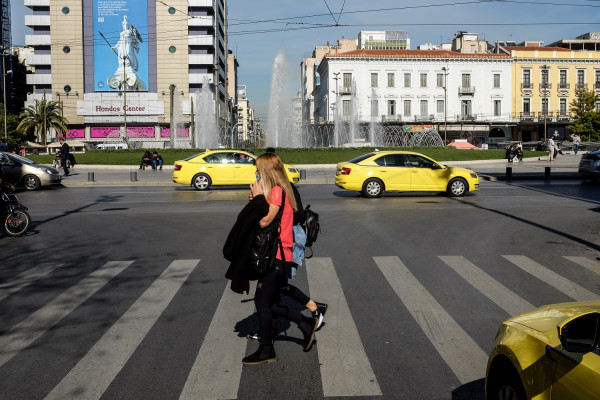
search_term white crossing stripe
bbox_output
[503,255,600,301]
[45,260,199,400]
[564,256,600,276]
[306,257,382,397]
[374,256,488,385]
[179,281,256,400]
[439,256,535,316]
[0,263,59,301]
[0,261,133,367]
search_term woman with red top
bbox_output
[243,153,318,365]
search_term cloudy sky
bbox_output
[11,0,600,121]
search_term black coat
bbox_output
[223,194,269,294]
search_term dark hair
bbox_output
[265,147,275,153]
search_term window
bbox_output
[559,98,567,115]
[420,100,428,116]
[560,70,567,86]
[461,100,471,117]
[596,101,600,113]
[420,73,427,88]
[595,70,600,85]
[523,70,531,85]
[407,154,434,168]
[541,98,549,115]
[541,68,549,85]
[387,73,395,87]
[342,100,351,117]
[371,73,378,87]
[343,73,352,89]
[403,100,411,117]
[437,100,444,114]
[403,73,411,87]
[493,74,500,88]
[376,154,407,167]
[387,100,396,116]
[577,70,585,85]
[523,98,530,113]
[371,100,378,117]
[461,74,471,88]
[437,73,444,88]
[494,100,501,116]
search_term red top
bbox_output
[268,186,293,261]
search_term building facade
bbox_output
[315,49,513,143]
[24,0,229,145]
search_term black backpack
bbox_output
[303,204,320,258]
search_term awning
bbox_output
[25,141,45,148]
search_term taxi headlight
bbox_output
[288,168,298,173]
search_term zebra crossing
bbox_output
[0,254,599,399]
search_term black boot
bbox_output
[298,316,318,352]
[242,344,277,365]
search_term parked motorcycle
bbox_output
[1,183,31,237]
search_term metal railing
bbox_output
[458,86,475,95]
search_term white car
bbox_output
[0,152,62,190]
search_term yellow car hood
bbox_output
[508,301,600,333]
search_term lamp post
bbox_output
[2,54,12,140]
[541,64,548,143]
[442,66,449,145]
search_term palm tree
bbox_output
[17,98,69,146]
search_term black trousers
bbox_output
[61,158,69,175]
[254,259,303,345]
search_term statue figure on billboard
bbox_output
[107,15,146,90]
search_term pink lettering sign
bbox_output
[126,126,155,138]
[161,127,189,137]
[66,128,85,138]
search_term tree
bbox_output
[16,98,69,146]
[569,89,600,142]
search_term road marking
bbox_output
[374,256,488,385]
[0,263,59,301]
[45,260,198,400]
[503,255,600,301]
[179,281,256,400]
[439,256,535,316]
[564,256,600,275]
[306,257,382,397]
[0,261,133,367]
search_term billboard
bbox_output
[93,0,148,92]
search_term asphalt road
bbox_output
[0,179,598,400]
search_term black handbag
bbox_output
[247,189,286,279]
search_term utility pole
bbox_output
[542,64,548,144]
[332,72,340,122]
[2,51,7,140]
[123,55,127,135]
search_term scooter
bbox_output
[1,183,31,237]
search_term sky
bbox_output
[11,0,600,121]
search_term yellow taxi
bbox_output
[335,151,479,197]
[486,301,600,400]
[172,150,300,190]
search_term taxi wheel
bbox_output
[488,368,526,400]
[447,178,467,197]
[23,175,41,191]
[362,178,384,198]
[192,173,211,191]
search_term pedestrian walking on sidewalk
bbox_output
[571,133,581,155]
[547,137,555,161]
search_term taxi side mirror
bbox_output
[558,312,600,353]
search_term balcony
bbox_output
[575,83,588,91]
[538,111,553,120]
[25,34,51,46]
[457,114,477,121]
[26,74,52,85]
[25,54,51,66]
[188,35,214,46]
[188,72,212,84]
[539,82,551,92]
[558,82,570,92]
[381,115,402,122]
[521,82,533,90]
[188,54,214,65]
[414,114,434,122]
[557,112,572,121]
[338,86,352,95]
[188,16,213,27]
[519,112,534,121]
[24,0,49,6]
[458,86,475,95]
[25,15,50,27]
[188,0,213,5]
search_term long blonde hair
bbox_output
[255,153,297,211]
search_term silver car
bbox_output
[0,152,62,190]
[578,150,600,181]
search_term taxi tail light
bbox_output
[340,167,352,175]
[174,164,182,171]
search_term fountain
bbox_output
[191,78,220,149]
[267,48,301,148]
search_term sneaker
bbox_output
[312,302,328,330]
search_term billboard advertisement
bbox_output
[93,0,148,92]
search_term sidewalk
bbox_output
[58,153,582,187]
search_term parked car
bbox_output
[0,152,62,190]
[335,150,479,197]
[578,150,600,181]
[172,150,300,191]
[486,301,600,400]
